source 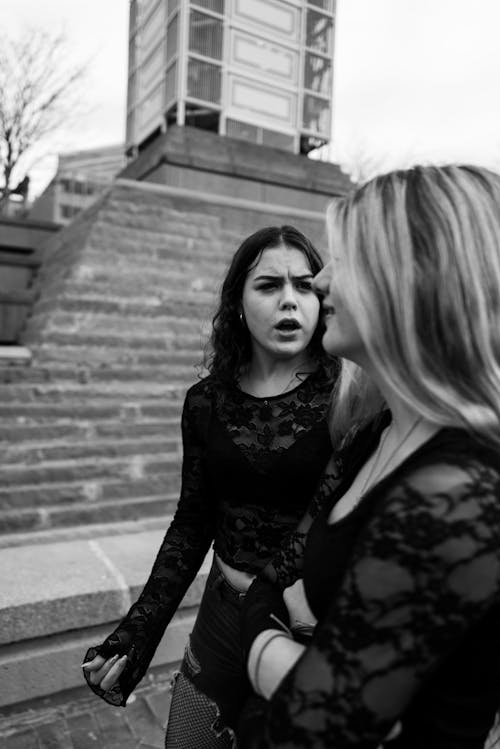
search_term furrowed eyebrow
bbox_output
[253,273,313,281]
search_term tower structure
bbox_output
[126,0,335,156]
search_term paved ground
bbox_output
[0,667,174,749]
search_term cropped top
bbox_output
[86,367,334,706]
[242,417,500,749]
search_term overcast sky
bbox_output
[1,0,500,196]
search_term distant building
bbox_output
[126,0,335,157]
[29,144,126,225]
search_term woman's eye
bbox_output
[257,283,278,291]
[297,282,313,292]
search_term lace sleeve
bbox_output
[258,456,342,590]
[242,458,500,747]
[85,384,215,706]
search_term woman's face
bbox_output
[241,243,320,364]
[313,257,367,365]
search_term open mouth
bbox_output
[275,319,301,331]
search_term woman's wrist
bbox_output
[247,628,305,699]
[248,629,291,695]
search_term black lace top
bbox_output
[242,418,500,749]
[86,368,334,706]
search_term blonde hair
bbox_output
[328,165,500,447]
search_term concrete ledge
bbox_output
[0,528,211,707]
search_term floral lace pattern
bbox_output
[243,427,500,748]
[84,369,334,706]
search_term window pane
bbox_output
[302,94,331,135]
[187,57,221,103]
[304,52,332,95]
[306,9,333,54]
[189,10,224,60]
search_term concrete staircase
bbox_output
[0,180,328,541]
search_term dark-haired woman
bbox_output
[82,226,339,747]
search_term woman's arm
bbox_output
[258,457,342,590]
[239,458,500,748]
[83,384,216,706]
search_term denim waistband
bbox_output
[209,559,247,603]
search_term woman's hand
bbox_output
[283,579,317,630]
[82,652,128,691]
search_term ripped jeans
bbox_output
[165,559,251,748]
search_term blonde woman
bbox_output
[239,165,500,748]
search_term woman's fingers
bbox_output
[81,654,106,671]
[100,655,128,691]
[85,654,121,686]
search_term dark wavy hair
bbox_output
[205,225,338,386]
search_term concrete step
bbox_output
[0,494,180,534]
[0,470,181,510]
[0,417,181,443]
[0,528,212,707]
[0,399,183,422]
[0,452,181,489]
[0,514,172,549]
[1,436,180,465]
[27,331,208,350]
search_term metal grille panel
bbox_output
[187,57,222,103]
[191,0,225,15]
[189,10,224,61]
[307,0,335,12]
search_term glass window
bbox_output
[304,52,332,96]
[306,9,333,55]
[302,94,331,135]
[189,10,224,61]
[187,57,221,103]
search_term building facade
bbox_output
[126,0,335,156]
[29,144,126,225]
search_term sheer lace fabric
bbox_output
[245,425,500,748]
[86,370,333,706]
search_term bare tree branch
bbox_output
[0,28,87,208]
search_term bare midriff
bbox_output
[215,553,255,593]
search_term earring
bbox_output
[239,312,244,325]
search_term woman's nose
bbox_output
[279,284,298,309]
